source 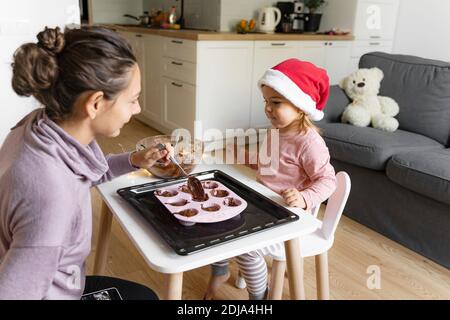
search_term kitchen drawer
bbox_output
[254,40,300,49]
[162,76,196,134]
[351,40,393,57]
[163,37,197,63]
[162,57,196,85]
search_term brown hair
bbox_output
[11,26,137,121]
[297,111,322,135]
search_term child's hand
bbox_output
[282,188,307,209]
[131,143,173,169]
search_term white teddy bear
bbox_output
[340,67,400,132]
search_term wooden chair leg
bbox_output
[315,251,330,300]
[268,260,286,300]
[285,238,306,300]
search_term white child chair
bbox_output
[235,171,351,300]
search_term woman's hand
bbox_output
[282,188,307,209]
[130,143,174,170]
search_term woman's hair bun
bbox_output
[11,26,63,99]
[37,26,65,54]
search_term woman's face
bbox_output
[262,85,300,131]
[92,64,142,137]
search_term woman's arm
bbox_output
[92,152,137,186]
[0,246,62,299]
[92,145,172,186]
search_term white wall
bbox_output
[144,0,179,12]
[393,0,450,61]
[220,0,275,31]
[0,0,80,145]
[91,0,143,24]
[145,0,276,31]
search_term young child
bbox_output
[205,58,337,300]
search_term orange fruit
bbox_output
[249,19,256,30]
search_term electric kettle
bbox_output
[257,7,282,33]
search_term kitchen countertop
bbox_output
[104,24,354,41]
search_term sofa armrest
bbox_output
[316,85,351,124]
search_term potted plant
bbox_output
[304,0,326,32]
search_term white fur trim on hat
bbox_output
[258,69,324,121]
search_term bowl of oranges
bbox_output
[236,19,256,34]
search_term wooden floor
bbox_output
[86,118,450,300]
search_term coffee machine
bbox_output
[276,1,305,33]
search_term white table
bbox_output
[93,164,320,300]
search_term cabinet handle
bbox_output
[171,61,183,66]
[171,82,183,88]
[329,42,333,46]
[135,34,143,38]
[370,36,381,39]
[369,42,381,46]
[271,43,286,46]
[171,40,184,44]
[324,42,328,46]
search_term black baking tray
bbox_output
[117,170,299,255]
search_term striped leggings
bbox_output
[212,243,284,300]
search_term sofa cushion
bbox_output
[386,149,450,206]
[318,122,443,170]
[359,52,450,146]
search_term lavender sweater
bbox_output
[0,109,136,299]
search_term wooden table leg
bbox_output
[285,238,306,300]
[163,273,183,300]
[315,252,330,300]
[93,201,113,275]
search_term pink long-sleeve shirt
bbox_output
[256,128,337,210]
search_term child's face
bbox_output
[262,85,301,131]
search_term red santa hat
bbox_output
[258,58,330,121]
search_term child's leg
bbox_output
[204,260,230,300]
[236,251,268,300]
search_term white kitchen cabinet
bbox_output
[162,77,196,134]
[298,41,351,85]
[142,34,163,123]
[297,41,326,68]
[118,32,163,127]
[117,30,354,144]
[197,41,254,140]
[324,41,352,84]
[118,32,146,110]
[347,39,394,73]
[320,0,399,74]
[161,37,198,134]
[162,57,196,85]
[250,41,301,128]
[162,37,197,63]
[354,0,399,40]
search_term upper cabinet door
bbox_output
[297,41,327,69]
[354,0,400,40]
[143,35,163,122]
[162,77,196,134]
[119,32,146,112]
[324,41,352,85]
[251,41,301,128]
[197,41,254,136]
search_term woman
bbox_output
[0,26,170,299]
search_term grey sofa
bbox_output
[317,52,450,268]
